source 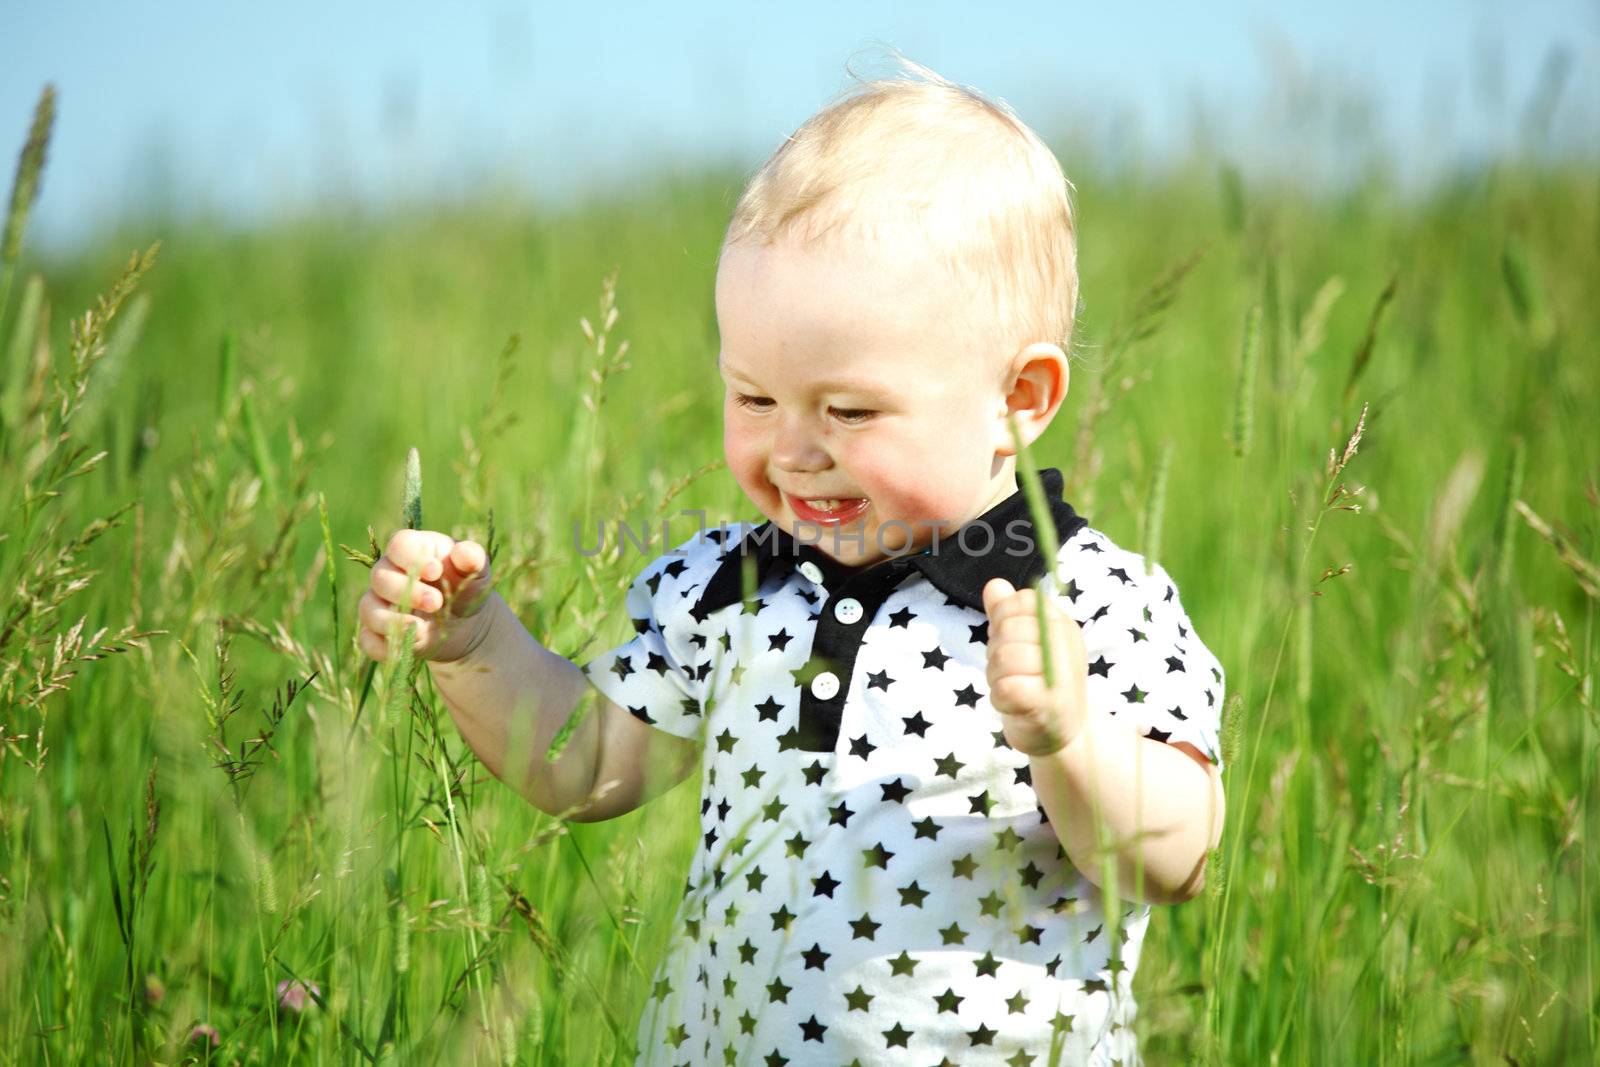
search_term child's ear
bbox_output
[995,341,1069,456]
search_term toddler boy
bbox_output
[359,59,1225,1067]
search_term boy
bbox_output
[358,60,1225,1067]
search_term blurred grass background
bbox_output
[1,78,1597,1064]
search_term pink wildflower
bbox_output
[275,978,321,1014]
[188,1023,220,1047]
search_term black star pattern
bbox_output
[898,881,930,907]
[849,912,882,940]
[1020,861,1044,889]
[581,513,1225,1064]
[843,985,874,1011]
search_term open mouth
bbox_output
[786,493,870,527]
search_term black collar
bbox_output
[694,468,1087,616]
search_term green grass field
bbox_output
[1,85,1597,1064]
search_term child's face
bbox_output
[715,233,1023,567]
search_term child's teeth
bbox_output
[815,499,839,510]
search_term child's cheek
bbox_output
[723,421,781,519]
[853,437,976,525]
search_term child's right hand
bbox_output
[357,530,495,664]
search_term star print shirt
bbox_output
[579,469,1225,1067]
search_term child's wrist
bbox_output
[428,591,503,666]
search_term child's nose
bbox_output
[771,416,830,473]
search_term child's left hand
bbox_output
[981,577,1090,757]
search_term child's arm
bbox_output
[982,576,1225,905]
[1026,719,1223,905]
[427,592,699,821]
[358,531,698,822]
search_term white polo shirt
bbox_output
[580,469,1225,1067]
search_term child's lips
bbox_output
[786,493,870,526]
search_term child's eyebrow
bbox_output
[719,359,892,396]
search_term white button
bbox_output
[833,597,864,624]
[810,671,841,700]
[798,561,823,584]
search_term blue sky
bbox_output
[4,1,1595,252]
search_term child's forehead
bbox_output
[715,231,1001,361]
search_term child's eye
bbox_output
[732,393,774,411]
[829,407,876,424]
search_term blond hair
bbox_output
[722,55,1079,358]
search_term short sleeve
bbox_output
[578,554,711,745]
[1055,533,1226,773]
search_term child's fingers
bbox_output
[983,579,1049,628]
[987,640,1043,683]
[371,560,444,612]
[449,539,488,577]
[436,540,492,600]
[383,529,458,579]
[359,590,431,638]
[981,577,1016,618]
[356,626,389,662]
[990,672,1050,715]
[993,612,1041,643]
